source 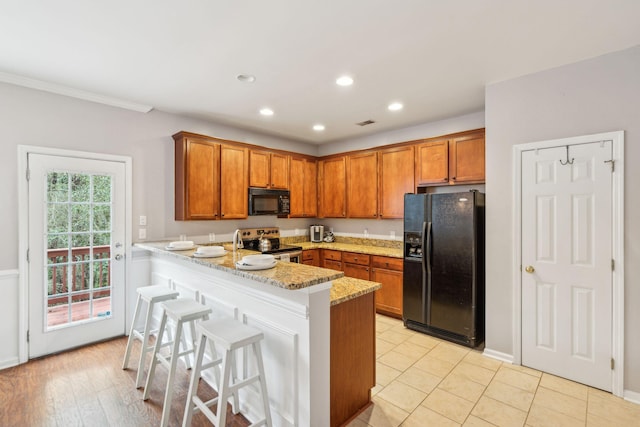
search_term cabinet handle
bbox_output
[452,177,457,181]
[221,213,225,217]
[443,177,448,181]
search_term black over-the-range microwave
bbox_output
[248,188,290,216]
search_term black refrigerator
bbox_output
[403,191,485,348]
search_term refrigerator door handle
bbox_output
[425,221,432,275]
[424,221,432,324]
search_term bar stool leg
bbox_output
[216,349,233,427]
[121,293,143,370]
[134,297,157,388]
[253,341,273,426]
[183,333,207,427]
[143,310,168,400]
[160,320,184,427]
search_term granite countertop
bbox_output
[330,277,381,306]
[297,241,403,259]
[135,242,348,291]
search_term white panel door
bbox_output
[28,153,126,358]
[521,141,612,391]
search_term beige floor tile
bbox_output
[377,330,411,345]
[413,354,456,377]
[405,332,441,350]
[376,321,394,333]
[484,379,535,412]
[376,361,402,386]
[376,339,396,357]
[501,363,542,378]
[463,415,496,427]
[371,383,384,397]
[357,396,409,427]
[532,387,586,421]
[451,361,496,386]
[438,372,486,403]
[377,314,402,326]
[428,342,470,364]
[471,396,528,427]
[401,405,460,427]
[377,381,428,413]
[526,403,585,427]
[346,418,370,427]
[396,365,443,394]
[463,350,503,371]
[393,341,430,359]
[378,350,419,372]
[587,391,640,425]
[422,388,475,424]
[493,366,540,393]
[539,373,588,401]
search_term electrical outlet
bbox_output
[209,233,216,242]
[390,230,396,239]
[139,215,147,226]
[294,228,299,235]
[364,228,369,237]
[138,228,147,240]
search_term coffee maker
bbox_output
[310,225,324,242]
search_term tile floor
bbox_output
[349,315,640,427]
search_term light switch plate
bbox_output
[139,215,147,226]
[139,228,147,240]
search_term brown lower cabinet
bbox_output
[320,249,403,318]
[331,291,375,426]
[302,249,320,267]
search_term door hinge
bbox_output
[604,159,615,172]
[611,358,615,370]
[611,259,615,271]
[27,330,30,343]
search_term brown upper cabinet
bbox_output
[289,156,318,218]
[347,152,378,218]
[415,131,485,186]
[318,156,347,218]
[379,146,415,219]
[249,150,289,189]
[174,132,248,221]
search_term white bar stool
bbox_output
[183,318,272,427]
[143,298,212,427]
[122,284,180,388]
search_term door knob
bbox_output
[114,254,123,261]
[525,265,535,273]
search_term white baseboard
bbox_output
[483,348,514,364]
[0,357,20,370]
[624,389,640,405]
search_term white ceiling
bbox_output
[1,1,639,144]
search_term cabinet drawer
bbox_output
[344,263,370,280]
[302,249,318,261]
[342,252,370,266]
[371,256,403,271]
[323,249,342,261]
[323,259,343,271]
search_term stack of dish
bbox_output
[236,254,277,271]
[193,246,227,258]
[165,240,196,250]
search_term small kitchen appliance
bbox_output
[238,227,302,263]
[310,225,324,242]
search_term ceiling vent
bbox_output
[356,120,376,126]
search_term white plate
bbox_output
[165,245,196,251]
[241,254,275,265]
[235,260,277,271]
[193,251,227,258]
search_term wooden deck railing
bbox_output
[47,245,111,305]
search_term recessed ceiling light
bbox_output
[259,108,274,116]
[313,124,325,131]
[237,74,256,83]
[336,75,354,86]
[388,102,403,111]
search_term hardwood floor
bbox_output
[0,336,250,427]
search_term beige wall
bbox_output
[485,45,640,394]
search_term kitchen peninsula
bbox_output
[133,242,380,427]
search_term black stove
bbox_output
[239,227,302,255]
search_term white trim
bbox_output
[0,71,153,113]
[624,390,640,405]
[17,145,133,364]
[512,131,625,397]
[482,348,514,364]
[0,269,19,279]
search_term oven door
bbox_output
[273,251,301,263]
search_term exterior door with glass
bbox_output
[28,153,126,358]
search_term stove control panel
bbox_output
[239,227,280,240]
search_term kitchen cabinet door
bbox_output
[450,134,485,183]
[302,249,320,267]
[343,263,370,280]
[270,152,289,189]
[347,152,378,218]
[249,150,289,189]
[371,256,403,318]
[289,156,317,217]
[415,139,449,185]
[220,144,248,219]
[319,156,346,218]
[174,135,220,220]
[379,146,414,219]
